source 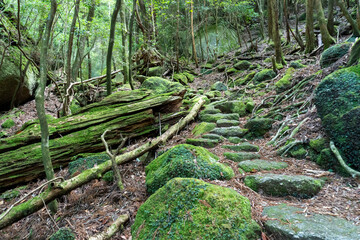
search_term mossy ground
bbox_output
[132,178,260,240]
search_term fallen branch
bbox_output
[0,96,206,230]
[88,214,129,240]
[330,141,360,178]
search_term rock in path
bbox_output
[238,160,288,172]
[224,152,261,162]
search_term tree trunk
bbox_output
[176,0,180,72]
[0,90,185,192]
[257,0,265,39]
[0,96,206,230]
[190,1,199,67]
[106,0,122,95]
[305,0,316,53]
[336,0,360,36]
[120,2,129,84]
[63,0,81,116]
[128,0,136,90]
[267,0,273,40]
[327,0,336,36]
[34,0,58,214]
[270,0,286,64]
[315,0,335,49]
[284,0,291,44]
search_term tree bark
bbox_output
[34,0,58,214]
[0,96,206,230]
[327,0,336,36]
[270,0,286,64]
[315,0,335,49]
[128,0,136,90]
[120,2,129,85]
[106,0,122,95]
[190,1,199,67]
[305,0,316,53]
[336,0,360,36]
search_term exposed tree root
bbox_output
[330,141,360,178]
[88,214,129,240]
[0,96,206,230]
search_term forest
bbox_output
[0,0,359,239]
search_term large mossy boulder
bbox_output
[147,66,163,76]
[173,73,188,85]
[132,178,261,240]
[245,118,274,138]
[263,204,360,240]
[275,67,296,93]
[252,69,276,84]
[141,77,185,95]
[145,144,234,194]
[234,60,252,70]
[320,42,352,68]
[315,64,360,171]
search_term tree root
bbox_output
[88,214,129,240]
[330,141,360,178]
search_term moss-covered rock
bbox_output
[145,145,234,193]
[0,188,22,200]
[316,148,348,175]
[228,137,245,144]
[186,138,219,148]
[309,138,327,152]
[183,71,195,83]
[141,77,185,95]
[252,69,276,84]
[239,160,288,172]
[200,113,239,123]
[234,71,256,86]
[211,81,227,91]
[217,64,227,72]
[245,99,255,112]
[244,174,324,198]
[262,204,360,240]
[68,154,110,176]
[226,67,238,75]
[289,60,306,69]
[275,67,296,93]
[224,152,261,162]
[211,100,248,116]
[315,64,360,170]
[132,178,261,240]
[234,60,252,70]
[245,118,274,138]
[211,126,248,138]
[202,63,213,69]
[49,228,76,240]
[320,42,352,68]
[202,133,224,141]
[1,118,15,129]
[102,170,114,183]
[289,147,307,159]
[205,90,221,99]
[173,73,188,85]
[192,122,216,136]
[216,119,239,127]
[222,142,259,152]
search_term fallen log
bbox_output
[0,89,185,191]
[0,96,206,230]
[88,214,129,240]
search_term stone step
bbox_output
[244,174,324,198]
[202,134,224,142]
[216,119,240,127]
[228,137,245,144]
[186,138,219,148]
[222,142,259,152]
[262,204,360,240]
[238,160,288,172]
[224,152,261,162]
[210,126,248,138]
[200,113,239,123]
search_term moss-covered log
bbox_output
[0,96,206,230]
[0,89,184,191]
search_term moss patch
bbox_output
[1,118,15,128]
[49,228,76,240]
[192,122,216,136]
[145,144,234,194]
[320,42,352,68]
[275,67,296,93]
[252,69,276,84]
[141,77,184,94]
[68,154,110,176]
[132,178,260,240]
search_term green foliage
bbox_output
[68,154,110,176]
[102,170,114,183]
[145,144,234,194]
[49,228,76,240]
[132,178,260,240]
[1,118,15,129]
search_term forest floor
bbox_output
[1,39,360,240]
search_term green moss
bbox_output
[275,67,296,93]
[320,42,352,68]
[202,63,213,69]
[173,73,188,85]
[289,60,306,69]
[234,60,252,70]
[141,77,184,94]
[145,144,234,194]
[132,178,260,240]
[245,99,255,112]
[224,152,261,162]
[222,142,259,152]
[289,147,307,159]
[211,81,227,91]
[239,160,288,172]
[234,71,256,86]
[226,67,238,75]
[102,170,114,183]
[200,113,239,123]
[68,154,110,176]
[147,66,163,76]
[1,118,15,128]
[253,69,276,84]
[183,71,195,83]
[309,138,327,152]
[228,137,245,144]
[217,64,227,72]
[49,228,76,240]
[244,118,274,138]
[0,188,21,200]
[316,148,348,176]
[192,122,216,136]
[186,138,219,148]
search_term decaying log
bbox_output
[0,96,206,230]
[88,214,129,240]
[0,89,185,191]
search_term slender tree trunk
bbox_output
[176,0,180,72]
[120,3,129,84]
[337,0,360,36]
[270,0,286,64]
[315,0,335,49]
[235,18,242,47]
[106,0,122,95]
[128,0,136,90]
[257,0,265,39]
[327,0,336,36]
[35,0,58,214]
[190,1,199,67]
[284,0,291,44]
[305,0,316,53]
[267,0,273,40]
[63,0,80,116]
